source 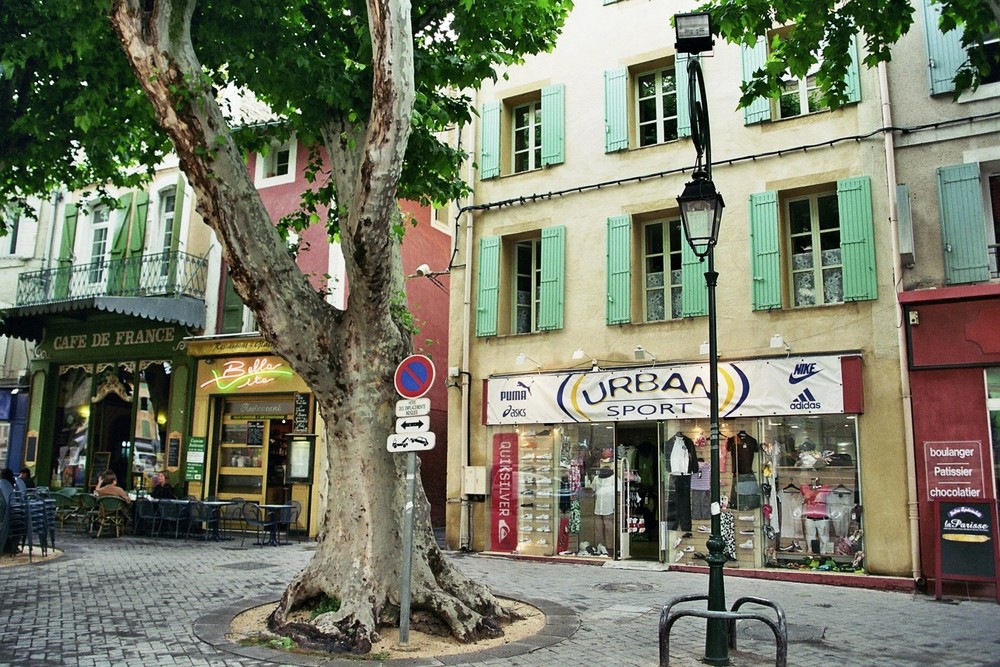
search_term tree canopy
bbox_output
[704,0,1000,108]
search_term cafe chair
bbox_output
[79,494,100,535]
[157,500,189,539]
[53,488,80,530]
[133,498,157,536]
[222,498,245,538]
[241,503,278,547]
[188,501,220,541]
[95,496,129,538]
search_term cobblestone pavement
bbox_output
[1,530,998,666]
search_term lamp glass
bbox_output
[677,176,724,257]
[676,13,710,40]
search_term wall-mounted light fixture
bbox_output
[572,348,599,371]
[515,353,541,370]
[634,345,656,362]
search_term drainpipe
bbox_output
[46,189,63,269]
[879,61,922,582]
[458,116,476,551]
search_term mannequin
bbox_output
[801,478,833,553]
[665,432,698,536]
[726,430,760,510]
[588,448,615,556]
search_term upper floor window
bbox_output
[606,214,706,325]
[475,226,566,336]
[89,207,111,283]
[787,192,843,307]
[604,57,689,152]
[254,139,297,187]
[749,177,877,311]
[1,203,21,256]
[478,84,565,180]
[922,0,1000,95]
[636,67,679,147]
[741,32,860,125]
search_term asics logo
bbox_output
[788,362,821,384]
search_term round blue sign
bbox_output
[394,355,436,399]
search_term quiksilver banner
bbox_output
[486,355,849,425]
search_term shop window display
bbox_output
[762,415,864,572]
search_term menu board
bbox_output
[185,436,206,481]
[294,393,310,432]
[247,420,265,447]
[166,434,181,468]
[89,452,111,487]
[935,501,1000,602]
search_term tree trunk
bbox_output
[110,0,508,652]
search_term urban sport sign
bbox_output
[486,355,849,425]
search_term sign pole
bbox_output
[399,450,417,645]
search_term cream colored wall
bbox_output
[447,1,916,575]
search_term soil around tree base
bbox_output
[228,599,545,660]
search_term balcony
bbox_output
[992,244,999,280]
[15,251,208,306]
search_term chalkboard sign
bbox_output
[24,432,38,463]
[293,393,310,432]
[166,434,181,468]
[246,420,265,447]
[89,452,111,487]
[935,501,1000,603]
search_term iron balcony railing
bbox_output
[15,250,209,307]
[990,244,999,280]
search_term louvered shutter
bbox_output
[541,84,565,166]
[538,226,566,331]
[606,215,632,325]
[55,204,78,298]
[475,236,500,336]
[749,191,782,310]
[843,36,862,104]
[108,193,134,295]
[479,101,501,179]
[838,176,878,301]
[937,163,989,284]
[680,240,708,317]
[604,68,629,152]
[676,55,693,138]
[921,0,966,95]
[741,38,771,124]
[220,270,245,334]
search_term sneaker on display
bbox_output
[739,539,754,549]
[535,514,550,521]
[674,550,684,562]
[739,529,755,535]
[536,538,548,545]
[682,532,693,538]
[673,537,683,549]
[521,512,534,520]
[536,453,553,460]
[537,525,551,533]
[739,515,754,522]
[697,525,711,533]
[683,546,695,553]
[521,453,534,461]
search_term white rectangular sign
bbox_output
[486,355,848,425]
[396,415,431,433]
[386,431,436,453]
[395,398,430,418]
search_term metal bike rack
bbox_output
[658,593,788,667]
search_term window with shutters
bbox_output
[936,161,1000,284]
[749,177,877,311]
[479,85,565,179]
[0,203,22,256]
[254,138,297,187]
[604,57,689,153]
[922,0,1000,96]
[158,188,176,277]
[475,226,565,336]
[741,30,860,125]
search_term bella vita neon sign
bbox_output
[199,357,295,392]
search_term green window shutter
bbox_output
[538,225,566,331]
[843,36,862,104]
[680,241,708,317]
[479,101,501,180]
[604,68,629,152]
[220,271,245,334]
[921,0,965,95]
[55,204,78,298]
[838,176,878,301]
[741,39,771,124]
[749,191,782,310]
[937,163,989,284]
[131,191,149,255]
[541,84,565,166]
[109,193,134,261]
[475,236,500,336]
[676,55,693,138]
[170,177,184,253]
[606,215,632,325]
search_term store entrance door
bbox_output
[616,423,660,560]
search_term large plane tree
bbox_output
[1,0,570,653]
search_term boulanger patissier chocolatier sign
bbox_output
[923,441,990,501]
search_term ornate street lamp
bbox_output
[675,11,729,666]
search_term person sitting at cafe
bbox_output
[95,470,131,503]
[18,468,36,489]
[151,472,177,500]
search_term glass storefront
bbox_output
[987,368,1000,501]
[490,413,864,572]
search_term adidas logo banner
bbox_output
[486,355,848,425]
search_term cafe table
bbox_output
[200,500,235,541]
[258,503,294,546]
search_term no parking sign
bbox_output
[393,354,436,399]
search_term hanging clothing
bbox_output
[726,431,759,474]
[590,468,615,516]
[666,433,699,475]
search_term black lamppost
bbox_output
[675,12,728,666]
